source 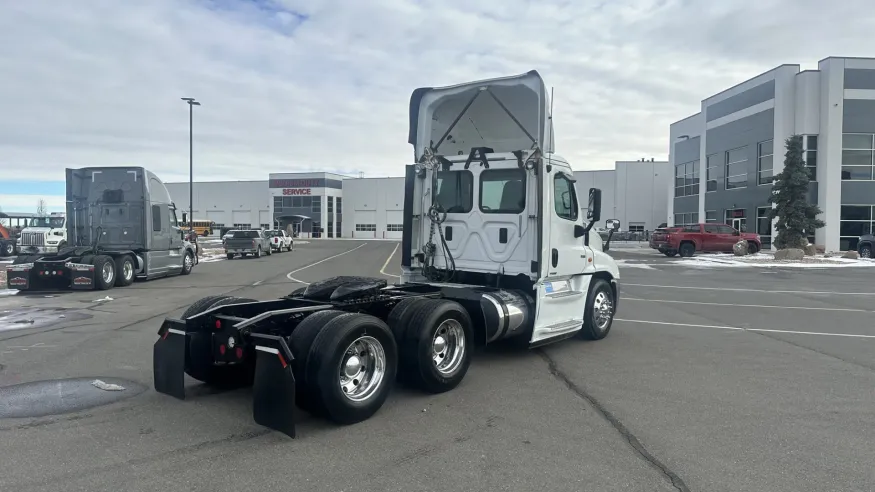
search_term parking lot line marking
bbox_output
[615,318,875,339]
[623,297,870,313]
[623,283,875,296]
[285,243,367,285]
[380,243,400,278]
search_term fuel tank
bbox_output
[479,289,533,343]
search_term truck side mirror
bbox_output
[587,188,602,223]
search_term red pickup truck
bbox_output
[652,223,761,257]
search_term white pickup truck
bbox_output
[265,229,294,252]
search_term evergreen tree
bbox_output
[767,135,825,249]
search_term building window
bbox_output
[273,196,283,209]
[756,207,772,249]
[705,210,717,222]
[839,205,874,251]
[757,140,774,185]
[673,212,698,227]
[706,154,720,192]
[336,221,341,237]
[327,196,334,213]
[327,221,333,238]
[724,208,747,232]
[387,224,404,232]
[355,224,377,232]
[336,197,342,219]
[232,223,251,229]
[842,133,875,181]
[803,135,818,181]
[725,146,748,190]
[674,160,699,197]
[311,196,322,213]
[628,223,644,233]
[260,223,269,229]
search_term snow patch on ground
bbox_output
[0,290,17,296]
[614,259,657,270]
[677,252,875,269]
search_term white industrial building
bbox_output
[166,159,670,238]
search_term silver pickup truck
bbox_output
[224,229,272,259]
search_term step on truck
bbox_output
[6,167,197,291]
[153,70,622,438]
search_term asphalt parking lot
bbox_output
[1,241,874,492]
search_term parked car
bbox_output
[858,234,874,258]
[661,223,761,257]
[221,229,239,245]
[649,226,682,255]
[224,229,271,259]
[265,229,294,252]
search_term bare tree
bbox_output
[36,199,48,216]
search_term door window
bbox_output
[716,225,735,234]
[479,169,526,214]
[152,205,162,232]
[553,173,578,221]
[704,224,720,234]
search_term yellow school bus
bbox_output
[181,220,215,237]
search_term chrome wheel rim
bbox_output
[184,254,192,270]
[432,319,465,375]
[123,261,133,280]
[862,248,872,258]
[338,336,386,402]
[593,291,613,330]
[102,262,114,284]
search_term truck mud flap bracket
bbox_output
[251,333,297,439]
[153,318,188,400]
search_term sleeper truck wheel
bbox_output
[184,296,258,386]
[92,255,116,290]
[399,299,473,394]
[114,255,135,287]
[304,313,397,425]
[679,242,695,257]
[579,279,615,340]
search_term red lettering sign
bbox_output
[282,188,312,196]
[271,179,321,188]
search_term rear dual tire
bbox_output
[291,311,397,425]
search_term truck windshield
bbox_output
[232,230,260,238]
[31,217,65,228]
[435,170,473,214]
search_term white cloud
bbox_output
[0,0,872,185]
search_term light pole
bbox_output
[181,97,201,238]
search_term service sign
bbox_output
[282,188,312,196]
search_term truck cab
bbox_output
[18,212,67,254]
[401,70,620,346]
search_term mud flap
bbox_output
[5,265,32,290]
[251,333,297,438]
[153,318,188,400]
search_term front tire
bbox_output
[181,251,194,275]
[398,299,473,393]
[747,242,760,255]
[305,313,397,425]
[579,279,615,340]
[92,255,116,290]
[1,242,13,256]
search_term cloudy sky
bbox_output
[0,0,872,212]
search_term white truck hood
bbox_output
[408,70,555,161]
[22,227,53,233]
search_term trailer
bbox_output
[153,70,622,438]
[5,167,197,291]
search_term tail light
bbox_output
[252,240,256,248]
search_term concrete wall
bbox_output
[341,177,405,239]
[573,170,616,228]
[615,160,672,230]
[165,180,269,233]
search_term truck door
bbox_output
[531,167,593,344]
[167,207,185,270]
[149,204,172,274]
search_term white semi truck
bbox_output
[17,212,68,254]
[152,70,622,438]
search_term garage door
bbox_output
[353,211,377,238]
[385,210,403,239]
[232,210,251,228]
